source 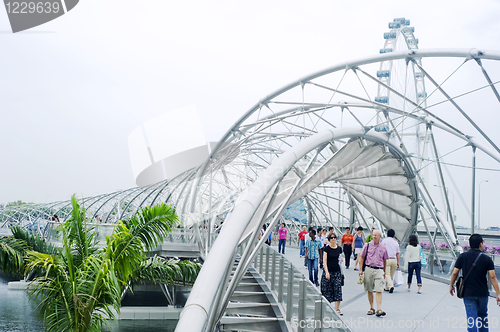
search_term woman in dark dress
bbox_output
[321,233,343,315]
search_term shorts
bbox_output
[363,266,385,292]
[355,248,363,254]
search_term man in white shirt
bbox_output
[381,229,400,293]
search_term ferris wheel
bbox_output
[376,17,430,181]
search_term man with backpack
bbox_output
[450,234,500,331]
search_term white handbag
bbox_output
[393,269,403,287]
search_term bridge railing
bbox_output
[44,221,116,247]
[44,222,208,251]
[253,245,351,332]
[400,248,500,296]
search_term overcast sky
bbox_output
[1,0,499,226]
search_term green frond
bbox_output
[120,203,179,251]
[134,256,201,286]
[23,200,191,332]
[10,224,56,254]
[0,236,29,274]
[63,195,97,268]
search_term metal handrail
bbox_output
[255,246,352,332]
[400,247,500,295]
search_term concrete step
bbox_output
[230,291,270,303]
[220,316,282,332]
[226,302,276,317]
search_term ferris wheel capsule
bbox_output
[375,96,389,103]
[384,32,397,39]
[376,70,391,78]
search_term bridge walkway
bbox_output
[275,246,500,332]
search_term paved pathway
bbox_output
[276,245,500,332]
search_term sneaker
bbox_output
[417,290,422,294]
[389,287,394,293]
[407,288,410,292]
[384,289,389,292]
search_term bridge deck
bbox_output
[275,246,500,332]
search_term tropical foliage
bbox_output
[2,195,201,332]
[6,200,35,207]
[10,224,55,255]
[134,256,201,286]
[0,235,29,275]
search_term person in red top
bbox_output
[341,227,354,269]
[298,226,308,258]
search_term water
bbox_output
[0,277,44,332]
[0,277,178,332]
[103,320,178,332]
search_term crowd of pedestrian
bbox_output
[260,221,500,328]
[279,224,500,326]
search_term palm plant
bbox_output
[10,224,55,255]
[25,195,201,332]
[0,235,29,275]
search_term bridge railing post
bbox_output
[271,250,276,290]
[254,247,258,268]
[278,256,284,303]
[314,299,323,332]
[429,251,434,275]
[259,246,263,273]
[298,277,306,332]
[286,264,294,321]
[265,246,270,281]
